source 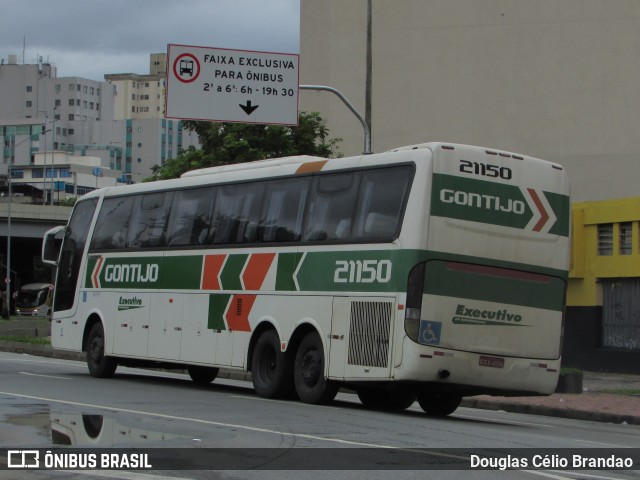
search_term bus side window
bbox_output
[89,196,135,251]
[353,166,412,241]
[210,183,264,245]
[166,187,215,247]
[259,177,310,243]
[303,172,359,242]
[126,192,174,248]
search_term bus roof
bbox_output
[388,142,565,171]
[181,155,326,178]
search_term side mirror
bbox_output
[42,226,66,266]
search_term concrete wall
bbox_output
[300,0,640,201]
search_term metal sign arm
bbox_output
[300,85,372,155]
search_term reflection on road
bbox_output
[6,408,185,447]
[50,411,184,447]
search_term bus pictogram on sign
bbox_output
[173,53,200,83]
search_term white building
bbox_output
[10,151,119,202]
[0,52,199,191]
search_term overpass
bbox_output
[0,200,72,288]
[0,201,71,238]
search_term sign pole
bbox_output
[300,85,372,155]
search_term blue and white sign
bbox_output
[419,320,442,346]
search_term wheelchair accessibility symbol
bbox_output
[419,320,442,346]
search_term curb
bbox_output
[2,341,639,425]
[460,398,640,426]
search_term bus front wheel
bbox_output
[294,331,338,404]
[417,392,462,417]
[251,329,293,398]
[86,323,118,378]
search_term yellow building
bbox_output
[565,197,640,372]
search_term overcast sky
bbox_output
[0,0,300,81]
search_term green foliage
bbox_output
[57,196,78,207]
[0,335,50,345]
[147,112,341,181]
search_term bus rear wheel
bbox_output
[357,389,416,411]
[294,331,339,404]
[86,323,118,378]
[187,365,219,385]
[251,329,293,398]
[417,392,462,417]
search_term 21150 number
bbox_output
[334,260,392,284]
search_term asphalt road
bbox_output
[0,352,638,480]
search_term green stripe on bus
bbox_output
[275,252,303,291]
[208,294,230,330]
[220,254,248,290]
[544,191,570,236]
[161,256,202,289]
[423,260,565,311]
[430,174,569,236]
[83,249,567,294]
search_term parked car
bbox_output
[14,283,53,317]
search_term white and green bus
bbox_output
[42,142,570,416]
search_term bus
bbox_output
[42,142,570,416]
[14,283,54,316]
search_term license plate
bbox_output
[479,355,505,368]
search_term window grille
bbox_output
[620,222,632,255]
[597,224,613,256]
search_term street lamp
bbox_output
[2,128,50,318]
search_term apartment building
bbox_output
[1,53,198,190]
[105,53,168,120]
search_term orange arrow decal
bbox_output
[527,188,549,232]
[92,257,104,288]
[202,254,226,290]
[242,253,276,290]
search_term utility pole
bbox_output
[365,0,373,146]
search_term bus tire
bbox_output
[251,329,293,398]
[357,389,416,411]
[294,331,339,404]
[86,323,118,378]
[417,392,462,417]
[187,365,219,385]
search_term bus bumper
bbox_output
[394,337,561,395]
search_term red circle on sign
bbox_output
[173,53,200,83]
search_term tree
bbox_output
[148,111,341,181]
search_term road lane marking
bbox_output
[0,355,86,368]
[19,372,73,380]
[575,439,631,448]
[455,413,554,428]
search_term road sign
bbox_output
[166,44,300,126]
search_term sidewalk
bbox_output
[462,374,640,425]
[1,339,638,425]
